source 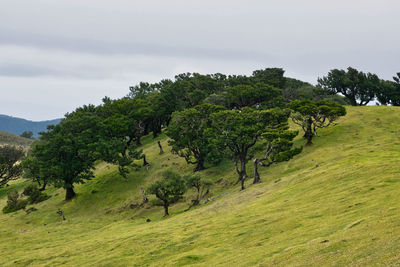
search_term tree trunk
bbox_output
[141,187,148,204]
[194,159,205,172]
[240,158,247,190]
[142,154,149,166]
[157,141,164,154]
[65,186,76,200]
[163,203,169,216]
[253,159,261,184]
[39,181,47,191]
[349,95,357,106]
[136,137,142,147]
[305,118,313,145]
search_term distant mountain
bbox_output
[0,114,62,137]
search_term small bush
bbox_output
[2,191,28,214]
[23,184,50,204]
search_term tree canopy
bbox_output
[317,67,380,106]
[147,170,186,216]
[211,108,291,190]
[289,100,346,145]
[167,104,225,171]
[30,105,103,200]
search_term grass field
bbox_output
[1,106,400,266]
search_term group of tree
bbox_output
[318,67,400,106]
[17,67,347,206]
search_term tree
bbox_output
[211,108,291,190]
[184,173,213,206]
[97,97,148,176]
[317,67,380,106]
[2,190,27,214]
[33,105,103,200]
[20,131,34,139]
[252,68,286,89]
[22,184,50,204]
[22,155,48,191]
[147,170,186,216]
[0,145,24,187]
[289,100,346,145]
[375,80,397,106]
[223,83,283,109]
[253,130,302,184]
[392,73,400,106]
[375,74,400,106]
[167,104,225,171]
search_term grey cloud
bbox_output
[0,0,399,120]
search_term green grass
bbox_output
[1,106,400,266]
[0,130,33,148]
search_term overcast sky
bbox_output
[0,0,399,120]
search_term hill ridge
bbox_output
[0,114,61,137]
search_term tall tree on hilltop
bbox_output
[223,83,283,109]
[252,68,286,89]
[317,67,379,106]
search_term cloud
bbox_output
[0,0,399,120]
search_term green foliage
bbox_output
[31,105,104,200]
[289,100,346,145]
[97,97,147,176]
[375,74,400,106]
[147,170,187,215]
[210,107,291,189]
[223,83,283,109]
[318,67,380,106]
[251,68,286,88]
[184,173,213,205]
[283,78,350,105]
[20,131,34,139]
[22,142,49,190]
[22,184,50,204]
[0,145,24,187]
[167,104,226,171]
[253,129,302,183]
[2,190,27,214]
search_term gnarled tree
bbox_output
[211,108,291,190]
[253,130,302,184]
[147,170,186,216]
[167,104,225,171]
[318,67,380,106]
[289,100,346,145]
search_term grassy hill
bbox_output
[1,106,400,266]
[0,130,34,148]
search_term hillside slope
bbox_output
[0,130,33,147]
[0,106,400,266]
[0,114,61,137]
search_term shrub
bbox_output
[22,184,50,204]
[2,191,28,214]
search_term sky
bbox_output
[0,0,399,121]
